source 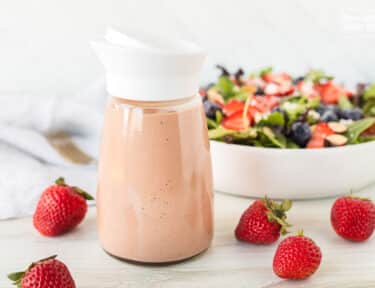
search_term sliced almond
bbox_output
[328,122,347,134]
[207,88,224,104]
[325,134,348,147]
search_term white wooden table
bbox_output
[1,188,374,288]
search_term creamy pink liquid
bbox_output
[97,96,214,263]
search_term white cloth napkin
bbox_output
[0,80,107,219]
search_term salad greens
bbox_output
[304,69,333,83]
[203,66,375,149]
[346,118,375,144]
[338,96,354,110]
[363,84,375,116]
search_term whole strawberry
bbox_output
[33,177,94,236]
[235,198,292,244]
[273,230,322,280]
[331,195,375,242]
[8,255,75,288]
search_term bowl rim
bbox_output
[210,139,375,154]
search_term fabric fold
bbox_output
[0,82,106,219]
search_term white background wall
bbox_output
[1,0,375,98]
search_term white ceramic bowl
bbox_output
[210,140,375,199]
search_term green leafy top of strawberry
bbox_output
[55,177,94,201]
[263,197,293,235]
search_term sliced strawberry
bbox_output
[247,106,258,123]
[264,81,294,97]
[262,73,292,85]
[306,123,334,149]
[222,99,245,116]
[278,84,295,96]
[244,76,265,88]
[315,82,352,104]
[252,96,280,113]
[297,81,319,98]
[314,122,335,137]
[264,83,279,95]
[306,138,325,149]
[222,111,248,131]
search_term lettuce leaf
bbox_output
[258,127,287,148]
[363,84,375,100]
[346,118,375,144]
[363,100,375,116]
[215,76,236,100]
[257,112,285,127]
[207,118,219,129]
[281,96,320,127]
[259,66,273,77]
[338,95,353,110]
[208,126,257,141]
[304,69,333,83]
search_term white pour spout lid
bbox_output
[91,27,206,101]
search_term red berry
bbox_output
[297,81,320,98]
[315,81,352,104]
[252,96,280,113]
[331,195,375,242]
[235,198,292,244]
[273,231,322,280]
[33,178,94,236]
[222,99,245,117]
[222,111,248,131]
[306,122,334,149]
[262,73,294,96]
[8,255,75,288]
[262,72,292,85]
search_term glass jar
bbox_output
[97,94,214,263]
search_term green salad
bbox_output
[201,66,375,149]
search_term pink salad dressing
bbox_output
[97,96,214,263]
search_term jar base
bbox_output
[102,247,209,266]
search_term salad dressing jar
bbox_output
[92,28,214,263]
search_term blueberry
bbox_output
[339,108,364,121]
[204,100,222,120]
[290,122,311,147]
[316,105,326,115]
[320,110,339,122]
[316,104,340,116]
[326,105,340,114]
[292,76,305,85]
[255,86,264,95]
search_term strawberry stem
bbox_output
[262,197,293,235]
[297,229,304,236]
[55,177,66,186]
[55,177,94,200]
[73,187,95,201]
